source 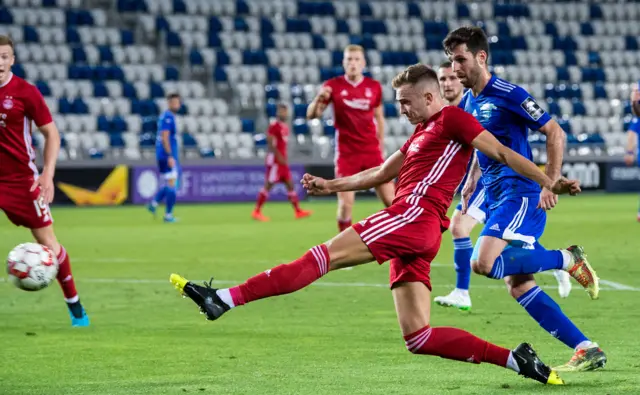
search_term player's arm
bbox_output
[38,122,60,182]
[160,129,176,168]
[303,150,404,194]
[267,132,286,165]
[537,119,565,181]
[471,131,580,195]
[374,104,385,154]
[306,85,332,120]
[631,84,640,117]
[624,130,638,166]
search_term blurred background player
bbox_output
[253,102,312,221]
[0,35,88,327]
[306,45,394,232]
[148,93,181,223]
[623,115,639,221]
[433,60,485,311]
[445,26,604,371]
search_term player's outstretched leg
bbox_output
[170,227,375,320]
[394,282,563,385]
[32,226,89,327]
[506,275,607,372]
[472,237,599,300]
[147,184,167,217]
[285,180,311,219]
[336,191,354,232]
[434,210,475,311]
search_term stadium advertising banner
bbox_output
[304,165,378,196]
[53,165,129,206]
[131,165,306,204]
[605,162,640,192]
[560,161,605,191]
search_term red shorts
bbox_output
[352,202,447,290]
[265,163,291,184]
[335,152,384,178]
[0,179,53,229]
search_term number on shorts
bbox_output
[33,199,51,223]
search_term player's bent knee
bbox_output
[504,275,536,299]
[471,258,492,276]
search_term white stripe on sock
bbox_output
[216,288,235,308]
[65,295,79,304]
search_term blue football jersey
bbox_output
[156,110,178,160]
[459,75,551,207]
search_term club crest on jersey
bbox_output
[408,135,425,153]
[340,89,348,96]
[3,97,13,110]
[365,88,372,98]
[425,123,435,132]
[479,103,497,120]
[520,97,545,121]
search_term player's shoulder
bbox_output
[363,76,382,88]
[324,75,343,86]
[10,75,38,94]
[487,76,530,101]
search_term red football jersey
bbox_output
[395,106,485,215]
[322,75,382,156]
[0,73,53,182]
[265,120,289,165]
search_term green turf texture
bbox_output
[1,194,639,394]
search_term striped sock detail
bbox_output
[404,325,433,354]
[309,245,329,276]
[517,286,543,309]
[487,255,505,279]
[453,237,473,250]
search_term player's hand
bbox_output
[548,177,581,197]
[460,182,476,215]
[537,187,558,210]
[316,86,332,102]
[301,173,331,195]
[624,154,636,166]
[31,171,55,204]
[168,157,176,169]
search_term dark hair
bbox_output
[391,64,438,89]
[276,101,288,109]
[166,92,180,100]
[442,26,490,60]
[0,35,14,52]
[439,60,452,69]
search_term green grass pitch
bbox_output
[1,194,639,394]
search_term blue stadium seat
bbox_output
[242,119,255,133]
[383,103,398,117]
[0,8,14,24]
[36,81,50,96]
[166,32,182,47]
[24,26,39,43]
[110,133,125,148]
[293,119,309,135]
[183,133,197,148]
[12,64,24,79]
[93,82,109,97]
[265,85,280,100]
[293,103,307,119]
[189,49,203,65]
[323,121,335,136]
[139,132,156,147]
[150,82,164,98]
[165,66,179,81]
[66,27,81,44]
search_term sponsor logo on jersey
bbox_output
[343,98,371,111]
[520,97,545,121]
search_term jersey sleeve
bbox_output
[320,79,335,104]
[506,86,551,130]
[24,85,53,127]
[267,122,281,138]
[159,114,175,133]
[373,80,383,108]
[445,107,485,145]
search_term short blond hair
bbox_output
[343,44,365,54]
[391,64,439,89]
[0,35,14,52]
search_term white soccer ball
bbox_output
[6,243,59,291]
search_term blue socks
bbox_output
[518,286,589,349]
[165,186,176,216]
[488,247,564,279]
[453,238,473,290]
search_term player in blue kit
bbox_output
[443,26,606,372]
[624,116,640,221]
[148,93,181,223]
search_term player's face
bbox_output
[276,106,288,121]
[438,67,463,103]
[0,45,15,83]
[168,97,181,112]
[342,50,366,78]
[396,84,432,125]
[448,44,485,89]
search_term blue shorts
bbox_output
[157,157,179,180]
[455,187,487,224]
[471,195,546,260]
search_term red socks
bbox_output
[337,218,352,232]
[404,325,510,367]
[56,246,78,303]
[288,191,301,212]
[255,188,268,212]
[229,245,329,306]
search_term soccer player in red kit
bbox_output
[253,103,312,221]
[0,36,88,327]
[171,65,582,385]
[306,45,394,232]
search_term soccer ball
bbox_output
[6,243,59,291]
